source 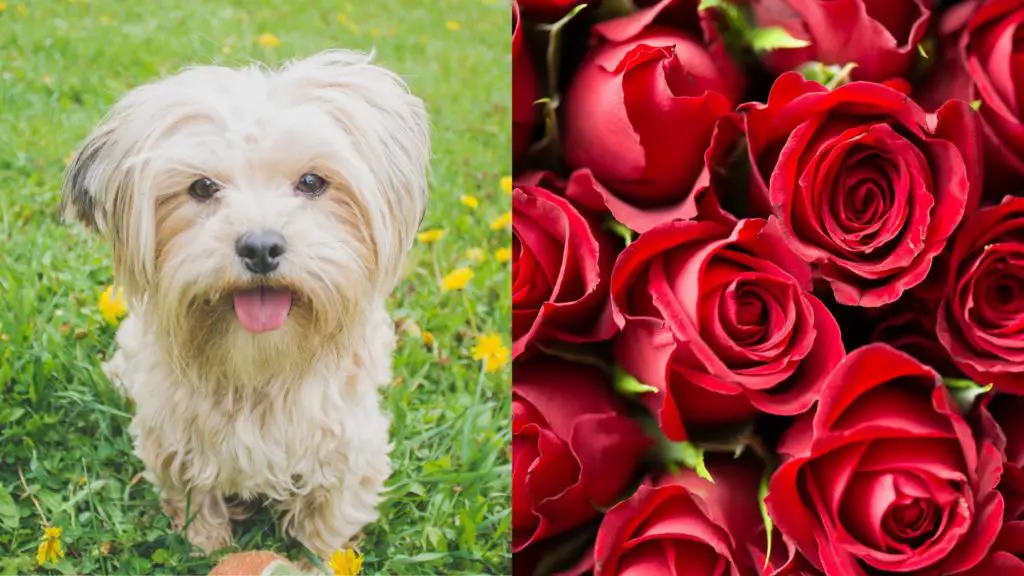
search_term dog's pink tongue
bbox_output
[233,288,292,333]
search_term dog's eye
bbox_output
[296,173,328,197]
[188,177,221,201]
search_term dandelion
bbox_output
[441,268,473,292]
[0,3,7,12]
[328,548,364,576]
[445,20,461,31]
[37,527,64,566]
[422,330,436,346]
[490,211,512,231]
[466,248,485,262]
[17,3,26,15]
[256,33,280,48]
[500,175,512,194]
[100,542,111,555]
[337,13,347,24]
[460,195,479,209]
[417,229,445,243]
[495,247,511,263]
[98,285,128,325]
[472,333,510,373]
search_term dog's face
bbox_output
[61,51,429,380]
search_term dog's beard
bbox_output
[150,273,360,391]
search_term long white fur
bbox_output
[60,50,429,557]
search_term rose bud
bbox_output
[512,175,618,359]
[512,356,651,553]
[562,0,744,233]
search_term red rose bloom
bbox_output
[513,1,540,163]
[968,395,1024,573]
[593,455,811,576]
[768,344,1004,575]
[562,0,744,232]
[751,0,931,82]
[744,72,981,307]
[611,217,843,441]
[962,0,1024,185]
[512,356,650,552]
[512,177,617,359]
[938,197,1024,393]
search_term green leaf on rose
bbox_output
[971,99,983,111]
[796,61,857,89]
[759,467,773,571]
[917,42,929,58]
[612,364,658,396]
[944,378,993,413]
[750,26,811,53]
[663,441,714,483]
[605,218,634,246]
[698,0,724,10]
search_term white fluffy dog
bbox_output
[59,50,429,558]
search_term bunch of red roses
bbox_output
[511,0,1024,573]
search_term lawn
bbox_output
[0,1,511,574]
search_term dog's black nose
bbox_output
[236,231,286,275]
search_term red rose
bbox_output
[512,356,651,552]
[967,395,1024,573]
[517,0,591,23]
[744,72,981,307]
[513,1,540,163]
[961,0,1024,185]
[937,197,1024,393]
[767,344,1004,575]
[562,0,744,232]
[751,0,931,82]
[611,217,843,441]
[593,455,808,576]
[512,176,617,359]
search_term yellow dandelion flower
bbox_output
[371,27,382,37]
[17,4,26,15]
[446,20,461,31]
[460,195,479,209]
[500,175,512,194]
[256,33,280,48]
[347,22,360,34]
[100,541,111,555]
[472,333,510,373]
[441,268,473,292]
[328,548,364,576]
[422,330,435,346]
[417,229,445,243]
[495,247,511,263]
[0,3,7,12]
[337,13,347,24]
[37,527,64,566]
[466,248,485,262]
[490,211,512,231]
[98,285,128,325]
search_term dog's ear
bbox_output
[281,49,431,289]
[61,125,114,231]
[59,107,149,296]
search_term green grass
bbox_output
[0,1,511,574]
